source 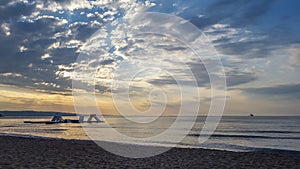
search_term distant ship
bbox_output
[250,113,254,117]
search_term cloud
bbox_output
[0,0,36,21]
[147,76,178,86]
[242,83,300,99]
[41,53,51,60]
[0,0,298,103]
[0,72,23,77]
[187,0,276,29]
[146,59,257,88]
[34,0,93,12]
[168,0,299,62]
[216,39,274,59]
[226,71,257,86]
[0,0,125,95]
[287,44,300,67]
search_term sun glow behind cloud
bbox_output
[0,0,299,115]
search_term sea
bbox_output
[0,116,299,154]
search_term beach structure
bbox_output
[24,113,103,124]
[78,114,102,123]
[50,114,65,123]
[87,114,102,123]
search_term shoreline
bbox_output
[1,135,300,168]
[1,133,300,156]
[2,132,300,155]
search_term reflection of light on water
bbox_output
[1,116,300,152]
[0,118,90,140]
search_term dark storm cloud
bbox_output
[242,83,300,99]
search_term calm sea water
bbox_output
[0,116,299,153]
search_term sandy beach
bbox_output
[0,136,299,169]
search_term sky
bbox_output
[0,0,299,116]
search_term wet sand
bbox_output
[0,136,299,168]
